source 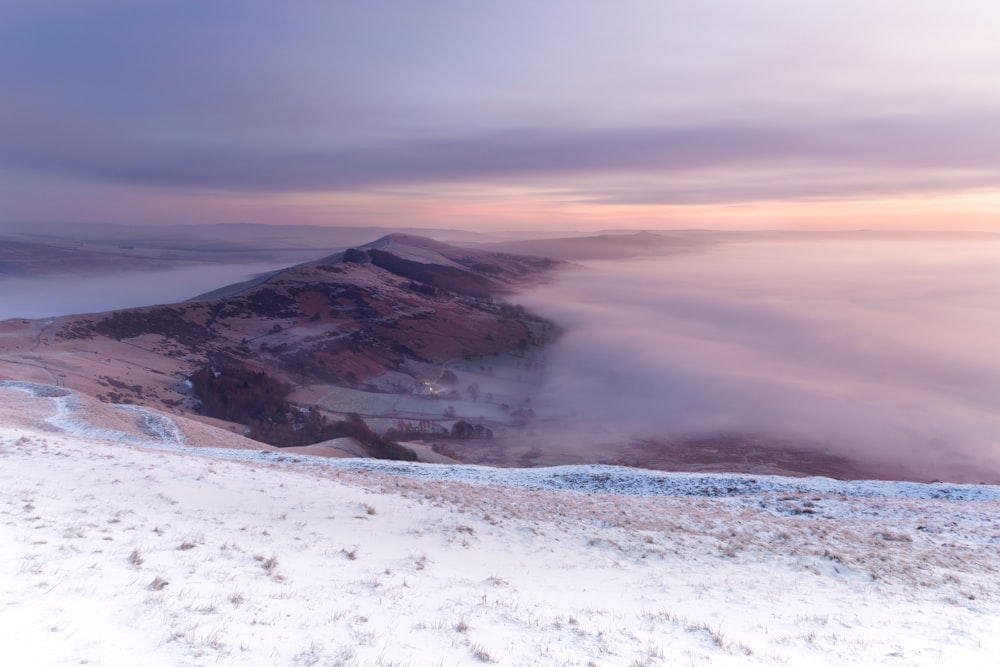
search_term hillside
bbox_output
[0,235,560,456]
[2,381,998,666]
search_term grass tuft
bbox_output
[470,644,494,663]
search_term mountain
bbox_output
[0,235,561,456]
[0,223,504,280]
[0,222,512,279]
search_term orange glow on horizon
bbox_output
[267,187,1000,232]
[8,179,999,232]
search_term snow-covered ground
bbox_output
[2,383,999,666]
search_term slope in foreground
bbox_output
[1,384,999,666]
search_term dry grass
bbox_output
[469,644,493,663]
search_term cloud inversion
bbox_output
[519,237,1000,482]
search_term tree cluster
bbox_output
[190,361,414,460]
[450,420,494,440]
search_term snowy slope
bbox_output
[1,383,999,666]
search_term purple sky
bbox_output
[2,1,1000,230]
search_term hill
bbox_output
[2,381,998,666]
[479,230,710,260]
[0,235,560,457]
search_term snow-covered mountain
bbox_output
[2,381,998,666]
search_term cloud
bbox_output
[4,113,1000,205]
[517,238,1000,482]
[4,1,1000,210]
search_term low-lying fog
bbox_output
[0,263,283,320]
[519,239,1000,482]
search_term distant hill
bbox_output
[478,231,710,260]
[0,223,504,279]
[0,239,171,276]
[0,234,561,458]
[475,229,1000,261]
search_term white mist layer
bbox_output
[0,263,284,320]
[519,239,1000,481]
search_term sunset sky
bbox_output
[2,1,999,231]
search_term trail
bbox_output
[18,320,64,387]
[0,381,185,448]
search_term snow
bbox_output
[2,382,1000,665]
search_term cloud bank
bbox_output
[519,238,1000,482]
[4,1,1000,226]
[5,116,1000,201]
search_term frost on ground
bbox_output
[1,384,999,666]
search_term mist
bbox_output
[518,239,1000,482]
[0,263,283,320]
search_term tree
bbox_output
[451,420,474,439]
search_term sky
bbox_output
[2,1,1000,231]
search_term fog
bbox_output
[519,239,1000,482]
[0,263,283,320]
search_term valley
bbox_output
[3,228,999,482]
